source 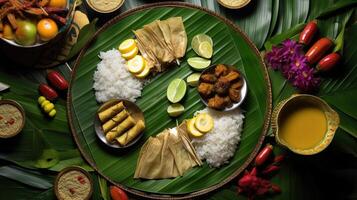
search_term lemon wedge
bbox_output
[119,39,136,54]
[187,117,204,138]
[127,55,145,74]
[135,61,151,78]
[167,103,185,117]
[194,113,214,133]
[122,46,138,60]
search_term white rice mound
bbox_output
[192,108,244,167]
[93,49,143,103]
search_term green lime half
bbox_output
[191,34,213,57]
[167,78,187,103]
[187,57,211,71]
[167,103,185,117]
[186,73,201,87]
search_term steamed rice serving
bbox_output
[93,49,144,102]
[192,108,244,167]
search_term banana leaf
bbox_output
[69,3,271,196]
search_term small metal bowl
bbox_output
[198,64,248,111]
[216,0,251,9]
[94,99,145,149]
[0,99,26,138]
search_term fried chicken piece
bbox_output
[215,64,229,77]
[198,82,214,97]
[223,96,233,108]
[231,79,243,89]
[223,70,240,82]
[214,77,230,95]
[201,74,217,83]
[208,95,226,110]
[229,87,241,102]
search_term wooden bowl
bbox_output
[272,94,340,155]
[216,0,251,9]
[0,99,25,138]
[54,166,93,200]
[198,64,248,111]
[94,99,145,149]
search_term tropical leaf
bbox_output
[0,165,53,189]
[317,0,357,18]
[69,4,270,195]
[273,0,309,35]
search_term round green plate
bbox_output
[68,2,272,199]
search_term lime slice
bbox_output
[192,34,213,57]
[194,113,214,133]
[187,57,211,71]
[119,39,136,54]
[167,78,187,103]
[187,117,204,138]
[167,103,185,117]
[186,73,201,87]
[198,41,213,59]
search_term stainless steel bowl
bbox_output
[94,99,145,149]
[197,64,248,111]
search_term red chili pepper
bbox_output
[39,84,58,100]
[69,188,75,195]
[77,176,86,184]
[255,144,273,166]
[305,37,333,64]
[316,52,341,72]
[273,155,285,164]
[7,118,15,125]
[47,71,69,90]
[110,186,128,200]
[262,165,280,176]
[299,21,318,45]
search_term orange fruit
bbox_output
[37,18,58,41]
[3,24,15,40]
[48,0,67,8]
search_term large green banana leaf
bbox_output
[0,0,356,199]
[69,3,271,196]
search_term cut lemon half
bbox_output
[187,57,211,71]
[198,41,213,59]
[167,103,185,117]
[194,113,214,133]
[167,78,187,103]
[186,73,201,87]
[187,118,204,137]
[119,39,136,54]
[122,46,138,60]
[135,61,151,78]
[127,55,145,74]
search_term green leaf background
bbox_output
[0,0,356,199]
